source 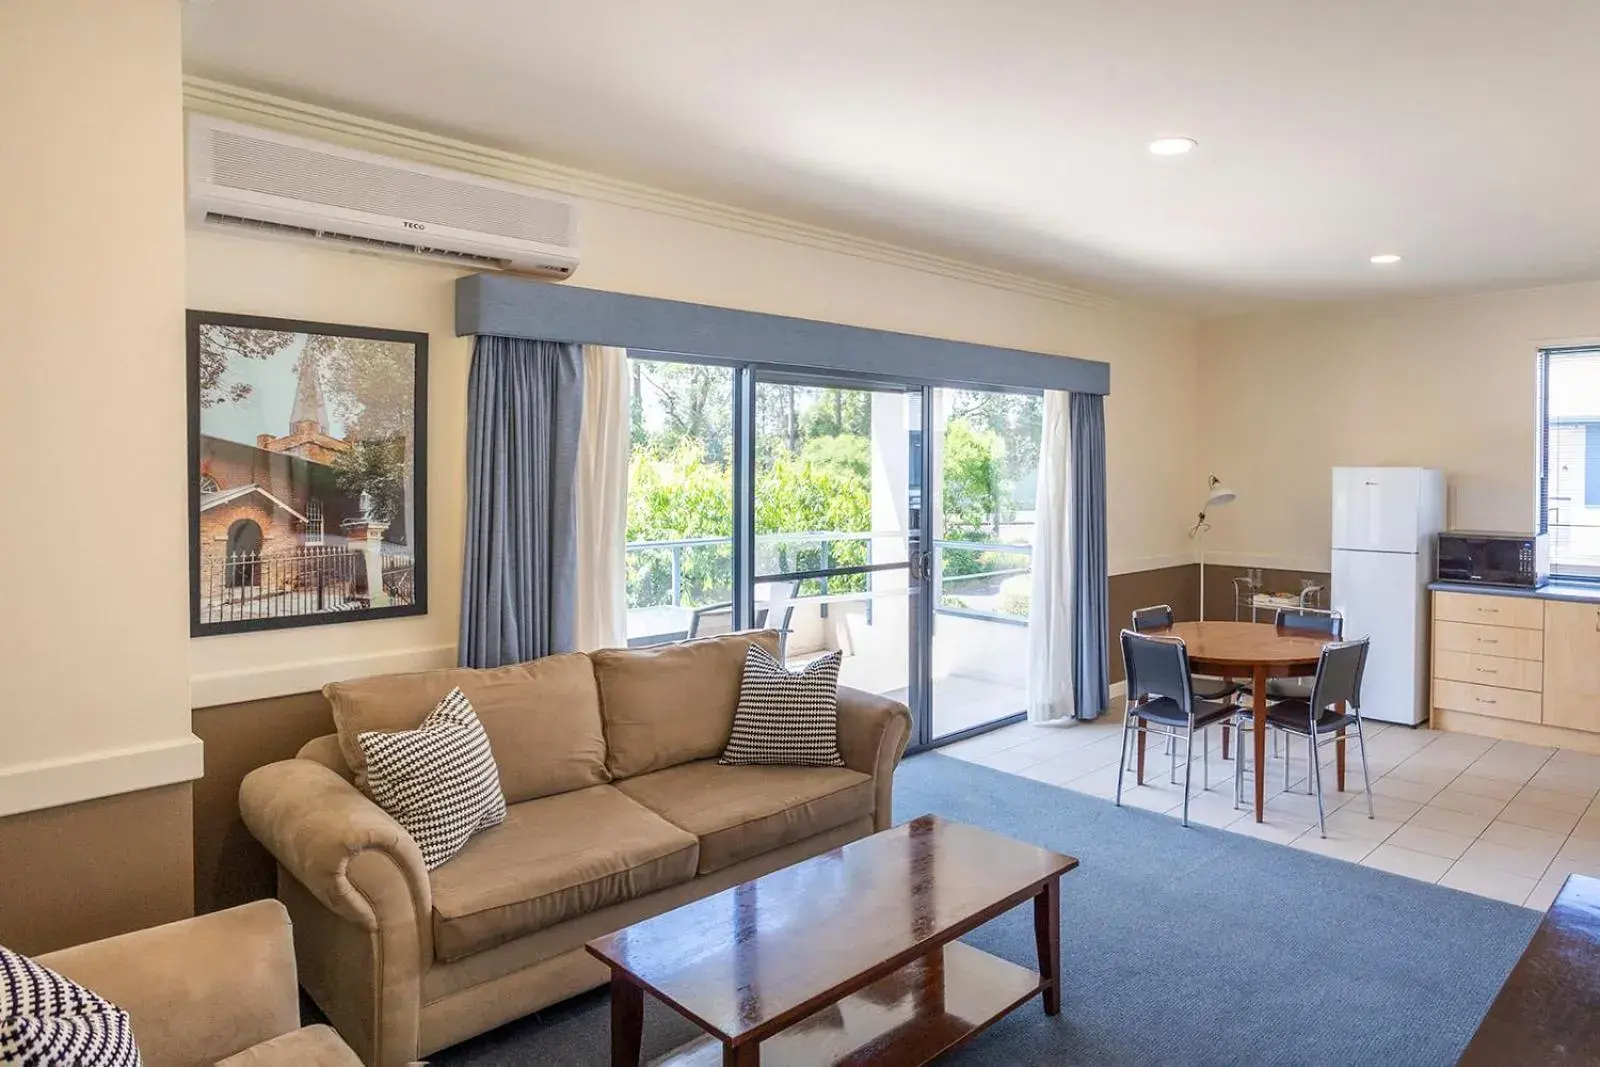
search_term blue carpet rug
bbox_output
[429,753,1539,1066]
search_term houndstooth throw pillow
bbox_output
[0,945,142,1066]
[720,645,845,767]
[358,687,507,870]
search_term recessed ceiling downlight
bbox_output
[1148,137,1197,156]
[1370,253,1402,265]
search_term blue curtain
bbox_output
[459,336,583,668]
[1070,393,1110,719]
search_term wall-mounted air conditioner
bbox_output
[186,115,581,278]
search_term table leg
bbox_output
[1221,724,1231,761]
[611,972,644,1067]
[1336,714,1347,793]
[724,1042,760,1066]
[1253,664,1268,823]
[1034,875,1061,1016]
[1135,725,1147,786]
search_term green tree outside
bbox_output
[625,371,1037,620]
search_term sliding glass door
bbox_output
[928,387,1042,740]
[748,374,923,718]
[622,354,1042,750]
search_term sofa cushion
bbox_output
[0,945,140,1067]
[590,630,780,779]
[429,786,699,962]
[614,760,873,875]
[720,645,845,767]
[358,687,507,871]
[215,1025,364,1067]
[325,652,608,804]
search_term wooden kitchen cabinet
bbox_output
[1542,601,1600,732]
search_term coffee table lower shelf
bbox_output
[650,941,1041,1067]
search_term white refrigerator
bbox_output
[1330,467,1448,725]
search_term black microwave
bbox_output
[1436,531,1549,588]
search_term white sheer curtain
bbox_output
[1026,390,1075,722]
[573,345,631,651]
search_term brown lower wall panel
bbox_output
[0,783,194,955]
[192,690,334,915]
[1107,564,1198,684]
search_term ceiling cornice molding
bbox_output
[182,77,1129,314]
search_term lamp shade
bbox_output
[1207,483,1237,508]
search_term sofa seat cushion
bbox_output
[429,786,699,962]
[215,1025,364,1067]
[614,760,873,875]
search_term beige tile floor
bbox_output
[940,714,1600,910]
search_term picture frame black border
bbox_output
[186,309,430,638]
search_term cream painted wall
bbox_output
[0,0,200,812]
[185,95,1203,705]
[186,234,471,707]
[1198,279,1600,571]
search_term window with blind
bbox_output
[1540,346,1600,578]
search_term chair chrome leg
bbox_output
[1115,717,1132,807]
[1307,737,1316,795]
[1284,731,1292,791]
[1228,729,1241,812]
[1355,719,1375,819]
[1203,728,1210,791]
[1182,723,1196,827]
[1310,734,1328,837]
[1170,727,1179,785]
[1233,725,1244,810]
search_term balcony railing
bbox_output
[624,532,1032,625]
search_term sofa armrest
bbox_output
[836,685,912,831]
[37,900,300,1067]
[239,759,431,941]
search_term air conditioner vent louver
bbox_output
[188,116,581,279]
[209,129,573,246]
[203,213,515,268]
[203,212,320,240]
[315,229,511,266]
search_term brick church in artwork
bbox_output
[197,347,367,587]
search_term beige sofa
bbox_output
[38,900,361,1067]
[240,631,911,1067]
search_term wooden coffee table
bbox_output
[586,814,1079,1066]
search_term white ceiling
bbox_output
[183,0,1600,312]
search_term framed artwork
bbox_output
[187,310,428,636]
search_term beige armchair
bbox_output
[37,900,362,1067]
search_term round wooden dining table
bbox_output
[1163,621,1334,823]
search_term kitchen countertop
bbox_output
[1428,580,1600,604]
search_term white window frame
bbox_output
[306,497,325,546]
[1538,345,1600,580]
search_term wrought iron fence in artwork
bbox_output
[381,553,416,603]
[201,545,414,622]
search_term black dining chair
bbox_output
[1117,629,1240,827]
[1235,636,1374,835]
[1130,604,1243,768]
[1131,605,1243,701]
[1233,606,1344,765]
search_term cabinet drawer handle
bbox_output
[1475,696,1498,705]
[1478,638,1498,644]
[1477,606,1498,614]
[1475,667,1498,674]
